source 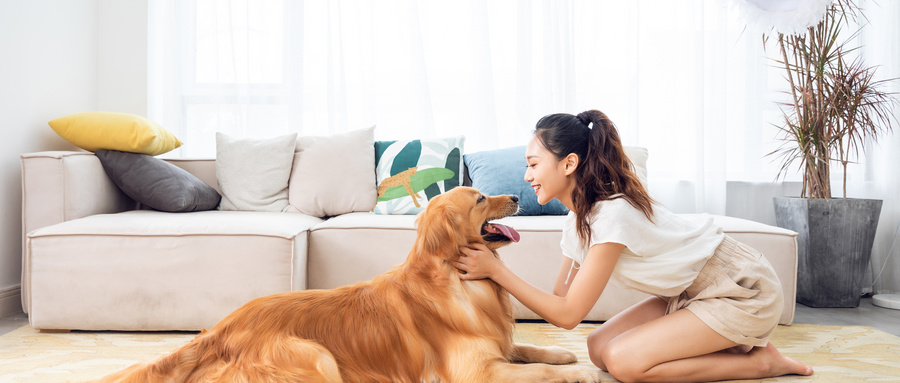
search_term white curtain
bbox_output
[148,0,900,295]
[854,0,900,296]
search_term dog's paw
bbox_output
[542,346,578,365]
[561,365,603,383]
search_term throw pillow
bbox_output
[216,132,297,212]
[464,146,569,216]
[95,150,221,212]
[623,146,649,187]
[287,127,377,217]
[49,111,182,156]
[374,136,465,215]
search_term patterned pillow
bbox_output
[374,136,465,215]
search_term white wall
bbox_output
[0,0,148,316]
[98,0,148,115]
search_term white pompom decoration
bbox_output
[731,0,834,36]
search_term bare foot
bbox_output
[749,342,814,377]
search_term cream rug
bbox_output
[1,323,899,382]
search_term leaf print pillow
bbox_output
[373,136,465,215]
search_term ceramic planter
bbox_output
[773,197,882,308]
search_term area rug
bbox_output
[1,323,898,382]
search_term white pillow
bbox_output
[287,127,377,217]
[624,146,649,188]
[216,132,297,212]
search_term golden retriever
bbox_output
[91,187,601,383]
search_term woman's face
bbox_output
[524,137,575,208]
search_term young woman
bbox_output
[454,110,814,382]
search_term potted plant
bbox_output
[766,0,898,307]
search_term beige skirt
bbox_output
[666,235,784,347]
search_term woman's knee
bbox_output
[587,323,625,370]
[597,338,646,383]
[586,328,609,370]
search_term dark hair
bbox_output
[534,110,654,246]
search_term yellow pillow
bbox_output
[49,112,183,156]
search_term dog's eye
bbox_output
[477,194,485,204]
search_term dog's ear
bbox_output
[415,200,467,259]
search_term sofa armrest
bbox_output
[21,151,135,237]
[21,151,137,314]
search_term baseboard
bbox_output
[0,285,22,317]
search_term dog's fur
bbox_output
[92,187,601,383]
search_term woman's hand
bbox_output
[455,243,501,280]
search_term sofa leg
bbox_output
[39,329,70,333]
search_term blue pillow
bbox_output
[464,146,569,216]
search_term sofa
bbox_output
[20,147,799,331]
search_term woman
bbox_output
[454,110,814,382]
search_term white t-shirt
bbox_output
[560,197,725,297]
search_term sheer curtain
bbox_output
[853,0,900,296]
[149,0,790,205]
[148,0,900,295]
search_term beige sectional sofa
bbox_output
[20,151,799,331]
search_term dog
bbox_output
[91,187,601,383]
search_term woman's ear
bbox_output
[563,153,579,176]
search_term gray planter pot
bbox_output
[773,197,882,308]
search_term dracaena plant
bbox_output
[769,0,898,199]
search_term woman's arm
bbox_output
[456,242,623,330]
[553,257,577,297]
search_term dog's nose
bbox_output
[510,195,519,203]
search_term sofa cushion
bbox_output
[373,136,465,215]
[29,210,321,238]
[95,150,221,212]
[308,212,418,290]
[216,132,297,212]
[24,210,322,331]
[48,111,182,155]
[288,127,377,217]
[312,211,418,230]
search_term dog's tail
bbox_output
[87,330,342,383]
[203,335,343,383]
[86,330,212,383]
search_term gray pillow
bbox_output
[95,150,221,212]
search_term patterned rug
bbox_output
[1,323,898,382]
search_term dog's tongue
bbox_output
[486,222,520,242]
